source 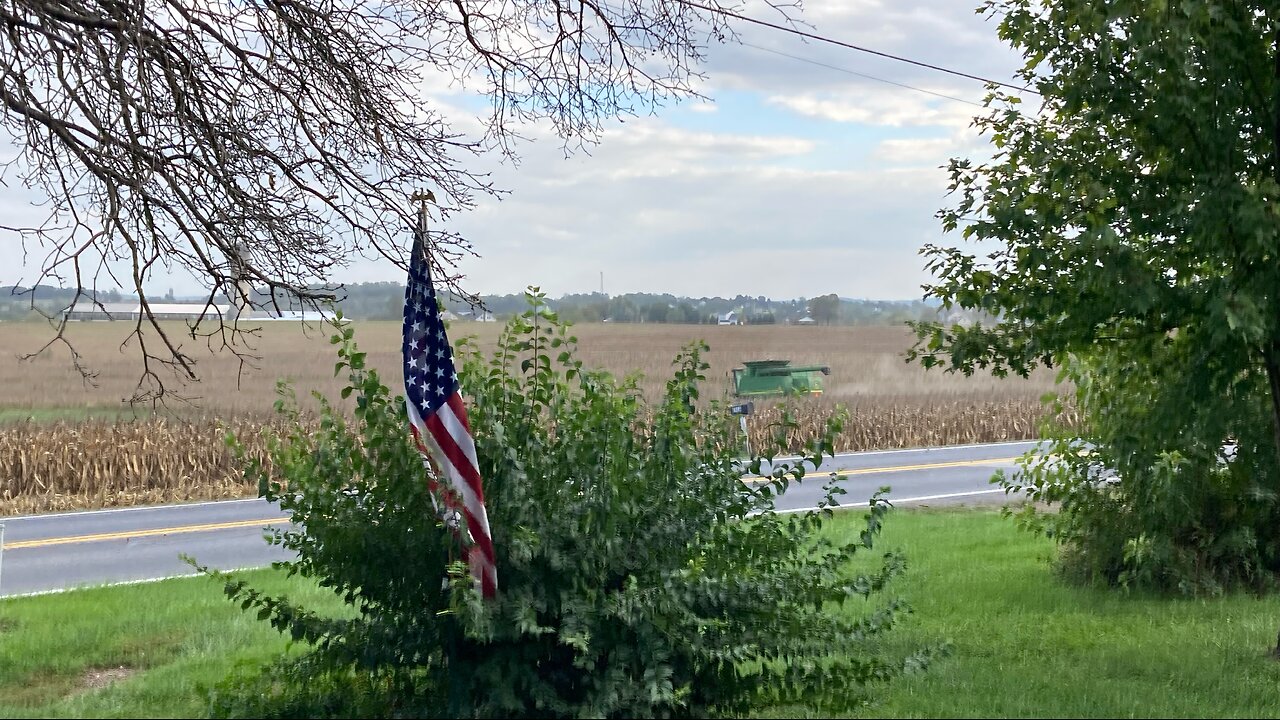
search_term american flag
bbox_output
[402,206,496,598]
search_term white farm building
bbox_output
[64,301,232,322]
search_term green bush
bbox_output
[1002,339,1280,595]
[202,291,925,717]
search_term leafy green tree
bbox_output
[808,294,841,326]
[203,293,929,717]
[642,301,671,323]
[606,296,639,323]
[909,0,1280,593]
[673,302,701,324]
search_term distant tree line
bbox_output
[1,284,955,326]
[434,290,950,326]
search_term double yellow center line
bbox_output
[5,517,290,551]
[7,456,1019,550]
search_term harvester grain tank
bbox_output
[730,359,831,397]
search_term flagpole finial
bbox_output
[409,190,437,267]
[410,189,437,225]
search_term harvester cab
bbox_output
[730,359,831,398]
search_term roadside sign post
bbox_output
[1,523,5,597]
[729,401,754,457]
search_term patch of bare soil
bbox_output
[80,665,135,690]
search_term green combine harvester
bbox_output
[730,359,831,398]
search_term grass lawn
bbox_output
[835,508,1280,718]
[0,570,345,719]
[3,509,1280,717]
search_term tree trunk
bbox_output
[1266,347,1280,472]
[1262,350,1280,661]
[1271,27,1280,659]
[1272,26,1280,474]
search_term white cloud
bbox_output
[577,122,816,181]
[869,136,966,166]
[432,121,954,299]
[725,0,1023,88]
[766,89,977,128]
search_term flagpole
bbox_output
[412,190,448,521]
[407,189,467,699]
[409,189,436,266]
[409,188,465,562]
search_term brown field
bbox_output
[0,320,1056,411]
[0,319,1073,514]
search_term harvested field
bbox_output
[0,319,1072,513]
[0,320,1058,410]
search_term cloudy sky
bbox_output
[1,0,1030,302]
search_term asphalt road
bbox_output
[0,440,1040,597]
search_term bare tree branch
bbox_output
[0,0,771,401]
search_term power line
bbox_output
[739,41,987,108]
[673,0,1040,96]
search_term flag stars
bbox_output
[403,265,465,414]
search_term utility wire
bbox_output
[673,0,1040,96]
[739,41,987,108]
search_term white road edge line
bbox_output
[771,488,1009,514]
[767,440,1040,463]
[0,565,261,600]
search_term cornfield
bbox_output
[745,397,1079,454]
[0,417,290,515]
[0,398,1079,516]
[0,320,1074,514]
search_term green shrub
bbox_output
[202,291,925,717]
[1002,341,1280,595]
